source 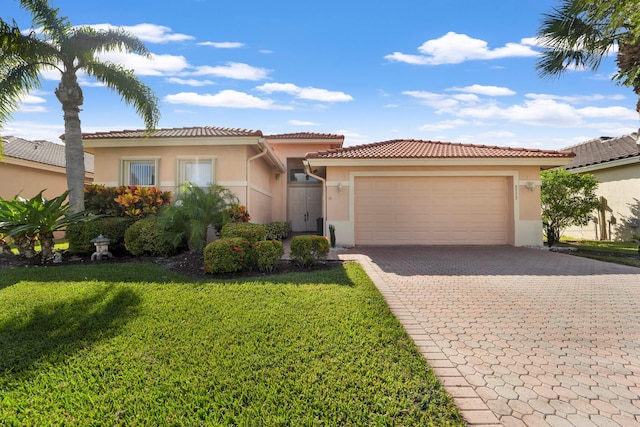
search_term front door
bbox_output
[288,186,322,232]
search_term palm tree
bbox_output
[536,0,640,113]
[0,0,160,213]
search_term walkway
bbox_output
[339,246,640,427]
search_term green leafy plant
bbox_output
[253,240,284,272]
[203,237,250,274]
[84,184,122,216]
[159,184,239,252]
[264,221,289,241]
[328,224,336,248]
[221,222,266,246]
[66,217,135,255]
[124,216,176,257]
[541,169,601,246]
[289,235,330,268]
[0,191,96,261]
[224,204,251,222]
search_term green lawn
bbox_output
[560,239,640,268]
[0,262,463,426]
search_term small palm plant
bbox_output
[0,191,96,261]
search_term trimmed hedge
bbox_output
[204,237,250,274]
[264,221,289,241]
[253,240,284,272]
[66,217,135,255]
[124,216,176,257]
[289,235,330,267]
[220,222,266,246]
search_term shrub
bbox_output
[204,237,250,274]
[67,217,135,255]
[84,184,122,216]
[124,216,176,257]
[224,204,251,222]
[253,240,284,272]
[114,185,172,219]
[289,235,330,268]
[221,222,266,246]
[264,221,289,241]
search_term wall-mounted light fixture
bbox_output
[337,182,344,192]
[525,182,536,192]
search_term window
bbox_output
[178,158,214,188]
[288,168,318,183]
[122,159,157,186]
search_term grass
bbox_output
[0,262,463,426]
[559,238,640,267]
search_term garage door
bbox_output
[355,176,510,245]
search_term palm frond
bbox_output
[70,27,151,57]
[84,61,160,130]
[17,0,71,42]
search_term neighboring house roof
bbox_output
[564,133,640,171]
[1,135,94,172]
[305,139,575,159]
[266,132,344,140]
[78,126,263,140]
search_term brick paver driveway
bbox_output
[340,246,640,427]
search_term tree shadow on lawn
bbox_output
[0,286,141,376]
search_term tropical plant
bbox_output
[159,184,239,252]
[537,0,640,113]
[0,190,96,261]
[289,235,330,268]
[113,185,172,219]
[0,0,160,213]
[541,169,601,246]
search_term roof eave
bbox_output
[565,155,640,173]
[305,157,574,168]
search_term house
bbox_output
[562,133,640,241]
[82,126,573,247]
[0,136,94,200]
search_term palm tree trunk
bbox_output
[39,232,56,262]
[56,71,85,213]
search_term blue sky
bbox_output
[2,0,638,150]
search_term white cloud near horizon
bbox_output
[197,41,245,48]
[449,84,516,96]
[164,90,292,110]
[166,77,215,86]
[385,32,539,65]
[289,119,319,126]
[256,83,353,102]
[99,51,190,76]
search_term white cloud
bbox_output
[450,84,516,96]
[197,41,244,48]
[166,77,215,87]
[99,51,190,76]
[335,129,370,146]
[256,83,353,102]
[91,23,194,43]
[402,91,462,111]
[191,62,270,80]
[577,105,638,120]
[418,119,469,131]
[525,93,626,103]
[385,32,539,65]
[163,90,292,110]
[289,120,319,126]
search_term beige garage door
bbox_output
[355,176,510,245]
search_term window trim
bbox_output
[176,157,216,189]
[121,157,160,187]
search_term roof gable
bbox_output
[564,133,640,170]
[306,139,575,159]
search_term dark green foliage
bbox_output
[264,221,289,240]
[541,169,601,246]
[67,217,135,255]
[290,235,330,267]
[221,222,266,246]
[124,216,176,257]
[203,237,250,274]
[84,184,122,216]
[159,184,239,252]
[253,240,284,272]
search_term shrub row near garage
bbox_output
[289,235,330,268]
[204,223,284,274]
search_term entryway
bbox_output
[288,186,322,232]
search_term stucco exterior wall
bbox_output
[563,162,640,241]
[247,146,276,224]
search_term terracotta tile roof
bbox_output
[564,133,640,170]
[2,136,94,172]
[305,139,575,159]
[78,126,263,140]
[266,132,344,140]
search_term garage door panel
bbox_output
[355,176,510,245]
